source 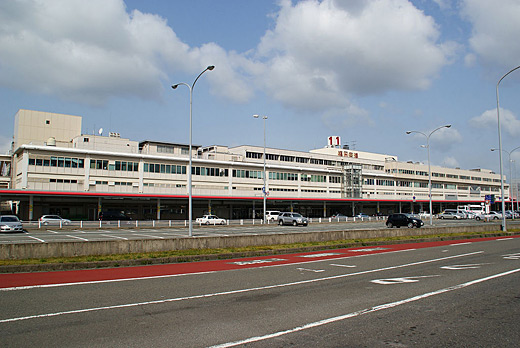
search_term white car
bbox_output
[195,215,227,225]
[39,215,72,225]
[0,215,24,232]
[265,211,281,221]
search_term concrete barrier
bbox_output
[0,223,516,260]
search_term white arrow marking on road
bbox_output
[371,275,440,285]
[441,263,489,270]
[297,268,325,273]
[503,253,520,260]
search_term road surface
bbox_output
[1,235,519,347]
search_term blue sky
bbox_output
[1,0,520,177]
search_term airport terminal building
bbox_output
[0,109,510,221]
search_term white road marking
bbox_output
[299,253,342,258]
[350,247,388,252]
[330,264,356,268]
[101,234,128,240]
[230,258,286,266]
[440,263,490,270]
[209,268,520,348]
[297,268,325,273]
[450,242,472,246]
[371,275,440,285]
[1,250,482,292]
[25,235,45,243]
[132,234,164,239]
[503,253,520,260]
[0,251,484,325]
[65,235,89,241]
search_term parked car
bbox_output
[386,213,424,228]
[355,213,370,219]
[39,215,71,225]
[0,215,24,232]
[278,212,309,226]
[196,215,226,225]
[437,211,464,219]
[265,211,281,222]
[99,211,131,221]
[489,211,503,219]
[474,211,501,220]
[331,213,348,219]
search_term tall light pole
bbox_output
[253,114,268,224]
[496,65,520,232]
[491,145,520,219]
[172,65,215,237]
[406,124,451,226]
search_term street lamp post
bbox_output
[172,65,215,237]
[253,114,268,224]
[491,145,520,220]
[496,65,520,232]
[406,124,451,225]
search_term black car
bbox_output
[386,213,424,228]
[99,211,131,221]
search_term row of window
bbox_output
[365,178,499,191]
[233,169,263,179]
[387,169,500,183]
[29,157,85,168]
[144,163,187,174]
[247,151,345,167]
[301,174,326,182]
[49,178,78,183]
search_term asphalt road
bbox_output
[1,236,519,347]
[0,218,501,244]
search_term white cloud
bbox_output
[0,0,455,116]
[442,156,459,168]
[461,0,520,69]
[254,0,455,113]
[407,126,462,153]
[0,0,210,105]
[470,108,520,137]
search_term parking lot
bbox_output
[0,217,502,245]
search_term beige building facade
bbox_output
[0,109,510,220]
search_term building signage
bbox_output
[337,150,358,158]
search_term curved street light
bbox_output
[406,124,451,225]
[491,145,520,220]
[172,65,215,237]
[253,114,268,224]
[496,65,520,232]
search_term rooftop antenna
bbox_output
[98,128,103,136]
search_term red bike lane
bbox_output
[0,236,515,290]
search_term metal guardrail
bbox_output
[21,216,388,230]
